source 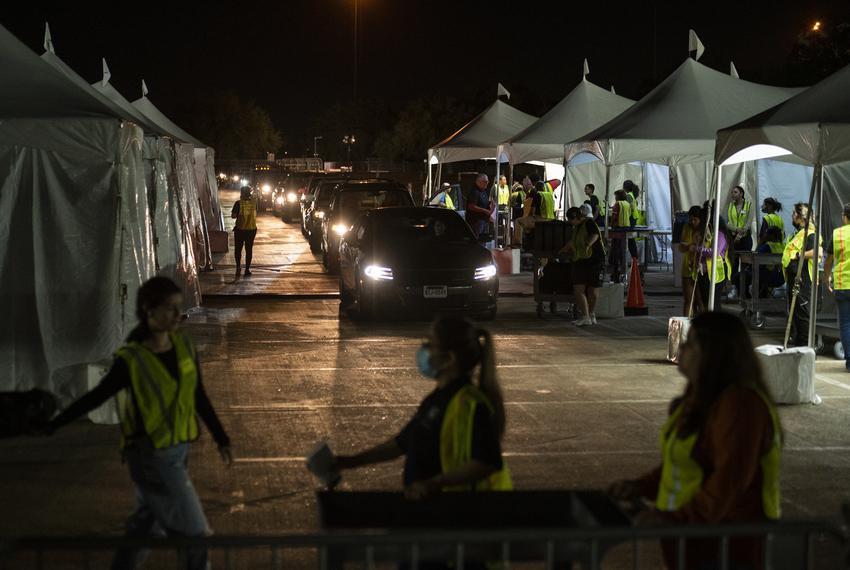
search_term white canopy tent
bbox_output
[92,64,203,309]
[502,61,636,202]
[565,33,803,289]
[0,24,152,406]
[132,92,219,269]
[714,62,850,346]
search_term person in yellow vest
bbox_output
[46,277,232,570]
[623,180,641,261]
[741,225,785,299]
[513,179,546,247]
[758,197,785,246]
[429,182,455,210]
[540,179,557,220]
[609,311,782,569]
[231,185,259,277]
[495,175,510,207]
[333,316,511,498]
[608,189,632,282]
[561,205,606,326]
[824,202,850,371]
[678,206,703,315]
[726,185,754,300]
[782,202,821,346]
[690,212,732,313]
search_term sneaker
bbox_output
[244,268,252,276]
[591,313,597,325]
[572,317,593,327]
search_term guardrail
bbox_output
[2,519,848,570]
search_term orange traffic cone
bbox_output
[624,257,648,316]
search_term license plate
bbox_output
[423,285,448,299]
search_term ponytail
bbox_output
[476,328,505,438]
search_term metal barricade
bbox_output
[2,518,847,569]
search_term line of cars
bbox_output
[297,174,498,319]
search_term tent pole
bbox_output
[562,156,570,211]
[708,164,722,310]
[807,163,824,347]
[494,152,501,249]
[426,153,432,201]
[603,163,611,240]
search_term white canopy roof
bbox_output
[429,99,537,163]
[91,69,169,136]
[132,94,206,148]
[716,63,850,166]
[566,58,803,167]
[0,24,116,118]
[504,77,634,164]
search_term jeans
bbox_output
[234,229,257,270]
[835,290,850,370]
[111,441,210,570]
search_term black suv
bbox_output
[321,179,414,273]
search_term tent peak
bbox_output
[730,61,740,79]
[101,58,111,87]
[141,79,149,98]
[497,82,510,100]
[43,22,54,54]
[583,58,590,80]
[688,29,705,61]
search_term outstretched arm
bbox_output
[334,438,404,470]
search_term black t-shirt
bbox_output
[583,220,605,262]
[395,378,503,487]
[584,195,600,215]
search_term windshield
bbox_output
[374,212,474,244]
[338,190,413,218]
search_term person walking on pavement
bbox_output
[782,202,821,346]
[231,185,258,277]
[824,202,850,371]
[561,206,605,326]
[333,316,511,499]
[466,173,495,242]
[726,185,754,300]
[45,276,232,570]
[609,311,782,570]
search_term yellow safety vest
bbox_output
[571,220,606,263]
[540,191,556,220]
[832,225,850,290]
[700,235,732,284]
[440,384,513,491]
[510,190,526,207]
[782,227,819,281]
[615,200,631,227]
[237,199,258,231]
[727,199,751,232]
[763,213,785,242]
[766,240,785,272]
[656,390,781,519]
[680,224,697,277]
[444,193,455,210]
[497,185,510,206]
[115,332,200,449]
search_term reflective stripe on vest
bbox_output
[833,226,850,290]
[237,199,258,230]
[727,199,751,231]
[440,384,512,491]
[116,332,199,449]
[656,390,781,519]
[782,227,818,281]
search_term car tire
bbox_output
[309,232,322,253]
[339,276,354,307]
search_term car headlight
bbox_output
[286,192,298,203]
[474,264,497,280]
[241,178,248,186]
[313,210,325,219]
[332,223,350,236]
[364,265,393,280]
[275,195,284,205]
[262,184,271,194]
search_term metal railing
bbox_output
[2,518,848,570]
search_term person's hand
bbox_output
[405,478,440,500]
[218,444,233,467]
[607,479,640,501]
[827,276,834,294]
[633,509,669,527]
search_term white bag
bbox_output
[595,282,624,319]
[754,345,820,404]
[667,317,691,363]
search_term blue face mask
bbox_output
[416,346,439,378]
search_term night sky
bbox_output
[4,1,849,154]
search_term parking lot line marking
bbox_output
[817,375,850,392]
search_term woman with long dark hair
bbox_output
[333,316,511,497]
[610,312,782,569]
[782,202,821,346]
[47,276,231,570]
[690,203,732,312]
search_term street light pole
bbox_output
[353,0,358,100]
[313,136,323,157]
[343,135,356,170]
